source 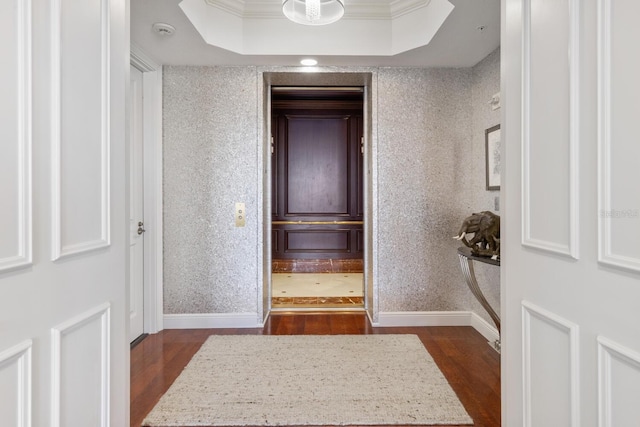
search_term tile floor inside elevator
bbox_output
[271,273,364,310]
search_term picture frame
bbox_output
[485,124,501,191]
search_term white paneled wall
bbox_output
[597,0,640,273]
[51,0,110,260]
[51,304,110,427]
[597,337,640,426]
[504,0,640,425]
[0,0,32,273]
[0,341,32,427]
[522,301,579,427]
[0,0,128,424]
[521,0,579,258]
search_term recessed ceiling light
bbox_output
[300,59,318,66]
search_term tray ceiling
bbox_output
[130,0,500,67]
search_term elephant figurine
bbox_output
[453,211,500,260]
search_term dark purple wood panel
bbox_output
[286,229,350,252]
[286,116,350,215]
[271,89,364,260]
[272,224,363,259]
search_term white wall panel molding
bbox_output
[521,0,580,259]
[597,0,640,273]
[51,303,111,427]
[0,0,32,273]
[598,336,640,426]
[522,301,579,427]
[51,0,111,261]
[0,340,32,427]
[130,43,159,72]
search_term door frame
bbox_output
[129,63,145,341]
[130,45,163,334]
[259,71,379,324]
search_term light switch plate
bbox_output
[235,203,246,227]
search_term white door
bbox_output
[503,0,640,425]
[129,64,145,342]
[0,0,128,425]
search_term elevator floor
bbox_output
[271,273,364,310]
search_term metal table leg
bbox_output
[458,253,501,352]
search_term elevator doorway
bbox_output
[270,87,364,310]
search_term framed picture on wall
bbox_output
[485,124,501,191]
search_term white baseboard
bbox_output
[376,311,499,343]
[469,312,500,343]
[163,313,262,329]
[162,311,500,343]
[375,311,471,327]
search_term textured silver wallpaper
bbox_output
[163,66,259,314]
[468,48,502,321]
[376,67,477,313]
[162,50,501,324]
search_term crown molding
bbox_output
[183,0,452,56]
[390,0,431,18]
[204,0,246,17]
[203,0,431,20]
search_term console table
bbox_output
[457,246,500,351]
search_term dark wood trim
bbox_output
[272,99,363,110]
[272,224,363,259]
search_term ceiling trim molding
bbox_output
[390,0,431,18]
[204,0,245,17]
[203,0,431,20]
[183,0,453,56]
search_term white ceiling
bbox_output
[131,0,500,67]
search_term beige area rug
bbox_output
[142,335,473,426]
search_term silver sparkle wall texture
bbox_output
[469,48,501,320]
[376,50,501,319]
[162,48,500,324]
[163,66,259,314]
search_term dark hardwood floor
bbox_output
[131,313,501,427]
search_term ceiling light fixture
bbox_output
[282,0,344,26]
[300,58,318,66]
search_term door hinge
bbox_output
[271,136,275,154]
[361,137,364,155]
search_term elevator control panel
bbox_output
[235,203,246,227]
